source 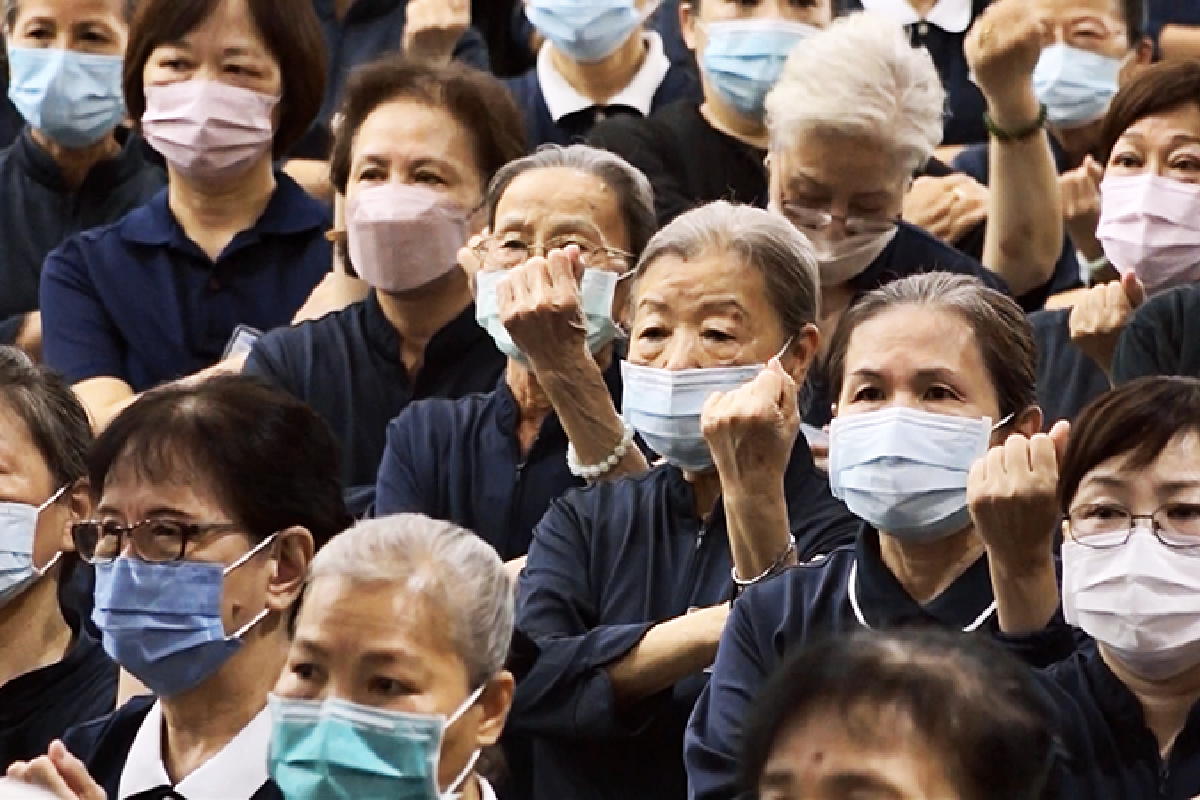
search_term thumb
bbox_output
[1123,272,1146,308]
[1085,154,1105,184]
[1049,420,1071,465]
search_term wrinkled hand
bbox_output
[965,0,1050,117]
[403,0,470,65]
[496,246,589,370]
[968,421,1070,575]
[292,270,369,324]
[1060,155,1105,257]
[702,359,800,487]
[903,175,990,245]
[1069,273,1145,374]
[6,741,106,800]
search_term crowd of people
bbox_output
[2,0,1200,798]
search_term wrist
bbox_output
[984,86,1042,130]
[990,551,1057,584]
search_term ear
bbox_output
[474,670,515,749]
[1012,405,1044,439]
[781,324,820,385]
[680,1,699,51]
[57,482,94,554]
[266,526,315,612]
[1135,36,1154,66]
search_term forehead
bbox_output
[13,0,125,22]
[1085,430,1200,483]
[634,250,771,314]
[495,167,623,230]
[1031,0,1125,22]
[773,134,907,194]
[169,0,269,51]
[844,305,985,377]
[352,99,478,169]
[1120,104,1200,142]
[0,401,44,471]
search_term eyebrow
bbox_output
[823,772,906,798]
[848,366,960,382]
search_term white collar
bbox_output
[479,776,497,800]
[537,31,671,122]
[859,0,974,33]
[118,701,273,800]
[846,561,996,632]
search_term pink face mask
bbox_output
[347,183,470,294]
[1098,174,1200,293]
[142,80,278,184]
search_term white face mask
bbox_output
[1063,529,1200,680]
[812,228,898,287]
[0,486,68,607]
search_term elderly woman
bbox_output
[247,56,525,513]
[684,272,1075,800]
[0,0,164,357]
[971,376,1200,797]
[40,0,330,428]
[269,514,514,800]
[7,375,352,799]
[0,348,110,770]
[742,629,1056,800]
[512,201,858,800]
[374,144,655,561]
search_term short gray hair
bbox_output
[632,201,820,336]
[0,347,91,487]
[308,514,514,689]
[485,144,657,258]
[765,12,945,177]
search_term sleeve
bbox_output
[0,313,23,346]
[587,115,693,227]
[1111,287,1194,384]
[950,143,991,185]
[510,496,660,741]
[452,26,491,72]
[374,411,433,517]
[791,482,860,562]
[243,331,301,394]
[40,238,126,384]
[993,612,1083,670]
[684,589,776,800]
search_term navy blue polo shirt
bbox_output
[246,293,505,515]
[1113,284,1200,384]
[40,173,332,392]
[511,438,857,800]
[1030,307,1110,429]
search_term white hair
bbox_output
[308,514,514,689]
[765,12,946,176]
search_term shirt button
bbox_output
[917,21,929,36]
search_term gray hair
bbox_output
[632,201,821,336]
[765,12,945,177]
[485,144,657,258]
[308,514,514,689]
[0,347,92,487]
[5,0,139,25]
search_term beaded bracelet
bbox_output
[567,420,635,481]
[984,102,1048,143]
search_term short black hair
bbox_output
[89,375,352,553]
[1100,60,1200,163]
[741,628,1057,800]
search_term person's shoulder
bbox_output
[546,462,677,519]
[62,695,155,765]
[893,221,1006,289]
[950,141,991,183]
[390,386,501,433]
[503,68,540,101]
[736,545,857,619]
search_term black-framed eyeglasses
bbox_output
[778,203,897,237]
[1067,503,1200,550]
[71,518,242,564]
[473,234,634,272]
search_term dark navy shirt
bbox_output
[1031,307,1110,428]
[1150,0,1200,50]
[376,363,622,560]
[1113,285,1200,385]
[41,173,332,392]
[246,293,505,514]
[512,439,857,800]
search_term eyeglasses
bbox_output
[474,234,634,271]
[1067,503,1200,550]
[71,518,242,564]
[778,203,897,237]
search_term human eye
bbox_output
[414,170,447,187]
[702,328,737,344]
[367,676,415,698]
[924,384,964,402]
[356,166,387,183]
[1170,152,1200,173]
[637,325,669,341]
[1108,148,1144,171]
[1076,503,1128,522]
[289,661,324,683]
[851,385,884,402]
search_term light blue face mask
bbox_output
[268,686,485,800]
[829,407,1011,543]
[7,47,126,149]
[525,0,646,63]
[0,486,68,607]
[1031,43,1121,128]
[701,20,819,118]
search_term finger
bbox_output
[1029,433,1058,479]
[495,272,516,316]
[1105,279,1126,312]
[544,248,574,289]
[769,357,798,414]
[1049,419,1071,464]
[49,742,102,800]
[1124,272,1146,309]
[1001,433,1033,475]
[1085,154,1105,185]
[968,455,988,496]
[747,366,785,411]
[17,757,74,799]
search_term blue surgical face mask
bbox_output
[1031,44,1121,129]
[268,685,486,800]
[526,0,648,63]
[0,486,68,607]
[8,47,125,149]
[701,20,819,118]
[830,407,1010,542]
[91,533,276,697]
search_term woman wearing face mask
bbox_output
[0,0,165,361]
[970,376,1200,797]
[38,0,330,429]
[684,272,1075,800]
[503,0,701,148]
[246,56,524,515]
[512,201,858,800]
[271,514,515,800]
[588,0,832,226]
[0,348,109,771]
[6,375,352,800]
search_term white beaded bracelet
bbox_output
[567,420,635,481]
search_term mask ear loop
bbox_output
[441,683,489,797]
[34,484,71,577]
[991,413,1016,431]
[226,531,282,639]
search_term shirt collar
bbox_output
[118,701,272,800]
[363,291,491,366]
[537,31,671,121]
[17,126,154,192]
[859,0,974,33]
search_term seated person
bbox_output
[974,375,1200,797]
[1149,0,1200,60]
[6,375,352,799]
[40,0,332,428]
[684,273,1071,800]
[271,513,515,800]
[0,348,112,770]
[375,144,654,562]
[740,629,1056,800]
[588,0,833,226]
[0,0,164,357]
[504,0,702,147]
[512,202,858,800]
[247,56,524,513]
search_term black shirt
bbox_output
[0,610,116,771]
[587,101,766,227]
[245,293,505,514]
[1031,307,1110,428]
[512,438,857,800]
[1112,285,1200,385]
[0,128,164,344]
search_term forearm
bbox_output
[606,611,724,704]
[722,485,795,581]
[989,554,1060,635]
[1159,25,1200,61]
